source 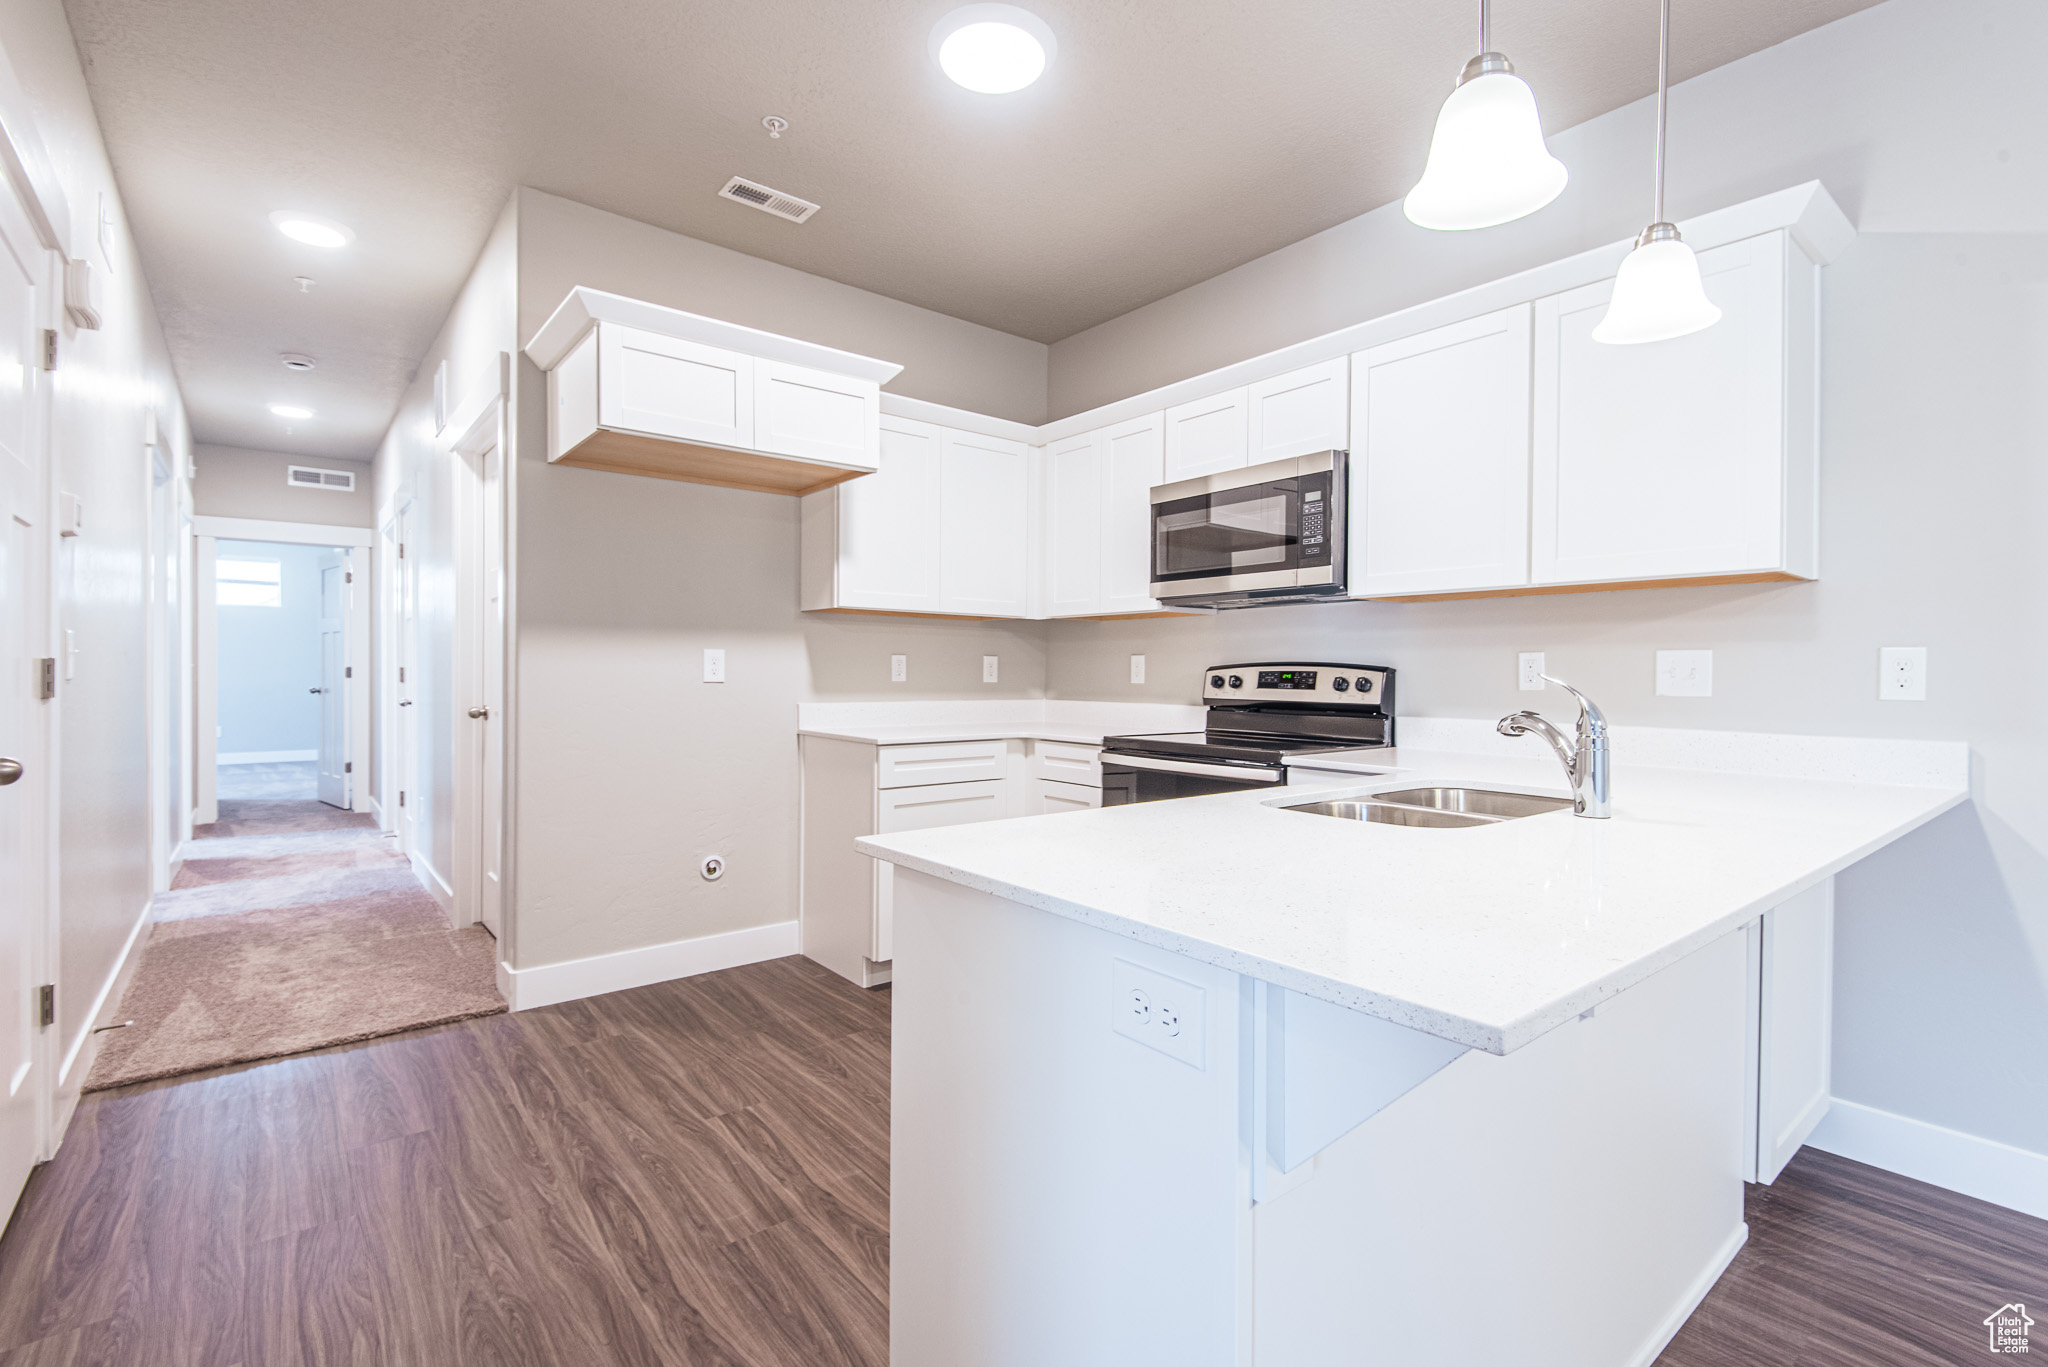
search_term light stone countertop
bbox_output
[796,698,1207,748]
[796,723,1135,746]
[857,745,1967,1055]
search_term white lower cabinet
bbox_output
[801,736,1105,987]
[1746,878,1835,1184]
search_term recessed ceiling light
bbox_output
[931,4,1055,94]
[268,210,354,249]
[269,403,314,420]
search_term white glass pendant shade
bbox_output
[1592,228,1721,345]
[1404,66,1568,231]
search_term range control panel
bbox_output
[1200,662,1394,707]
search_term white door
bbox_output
[1162,387,1249,483]
[1043,431,1102,617]
[1753,879,1835,1183]
[1248,358,1348,464]
[598,323,753,449]
[938,431,1031,617]
[394,502,419,854]
[1532,233,1790,585]
[754,360,879,471]
[837,416,943,612]
[477,444,505,937]
[1098,413,1165,614]
[0,158,49,1221]
[1350,305,1534,598]
[316,550,349,807]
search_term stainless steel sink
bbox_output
[1367,787,1574,819]
[1281,786,1573,828]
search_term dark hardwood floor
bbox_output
[0,951,2038,1366]
[0,955,891,1367]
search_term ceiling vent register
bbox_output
[718,176,820,224]
[288,464,356,492]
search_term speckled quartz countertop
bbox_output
[858,735,1969,1055]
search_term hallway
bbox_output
[85,798,504,1092]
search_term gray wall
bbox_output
[214,540,328,756]
[194,444,374,527]
[1044,0,2048,1159]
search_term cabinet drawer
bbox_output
[1031,741,1102,785]
[877,778,1007,832]
[878,740,1009,788]
[1032,778,1102,814]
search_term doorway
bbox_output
[211,538,353,804]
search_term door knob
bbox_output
[399,700,413,707]
[0,757,20,786]
[467,705,491,720]
[309,687,325,694]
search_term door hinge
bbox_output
[37,984,53,1028]
[344,761,352,773]
[345,666,352,678]
[399,790,406,807]
[345,570,353,583]
[398,666,405,683]
[40,329,56,371]
[398,542,406,559]
[37,657,55,700]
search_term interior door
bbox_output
[0,153,49,1222]
[395,503,418,854]
[477,444,504,936]
[316,549,349,807]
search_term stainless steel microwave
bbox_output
[1149,450,1348,609]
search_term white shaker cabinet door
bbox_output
[1162,387,1249,483]
[754,359,880,471]
[1098,412,1165,613]
[1043,431,1104,617]
[939,430,1033,616]
[1350,305,1533,597]
[1248,357,1348,464]
[873,777,1010,962]
[1752,879,1835,1184]
[1533,233,1805,586]
[835,416,944,612]
[598,323,753,449]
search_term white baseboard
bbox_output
[1806,1097,2048,1220]
[52,894,156,1146]
[218,749,317,764]
[409,852,455,918]
[500,920,799,1012]
[367,796,384,826]
[1625,1222,1749,1367]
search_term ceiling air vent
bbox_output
[287,464,356,492]
[718,176,820,224]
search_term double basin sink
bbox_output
[1285,786,1574,829]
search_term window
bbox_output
[217,558,281,607]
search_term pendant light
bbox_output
[1592,0,1721,344]
[1403,0,1568,231]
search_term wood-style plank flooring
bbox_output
[1,951,2040,1366]
[0,955,890,1367]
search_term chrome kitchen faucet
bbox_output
[1497,676,1611,819]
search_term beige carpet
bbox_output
[85,799,506,1091]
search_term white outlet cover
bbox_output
[982,655,999,684]
[1879,646,1927,701]
[702,647,725,683]
[890,654,907,683]
[1519,652,1546,691]
[1655,649,1713,697]
[1130,654,1146,685]
[1111,958,1204,1069]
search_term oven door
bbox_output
[1100,753,1286,805]
[1149,451,1344,602]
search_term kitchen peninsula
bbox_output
[861,732,1967,1367]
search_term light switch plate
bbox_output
[1656,650,1713,697]
[890,654,907,683]
[1129,654,1146,685]
[1879,646,1927,701]
[1519,652,1546,691]
[982,655,999,684]
[702,648,725,683]
[1111,958,1204,1070]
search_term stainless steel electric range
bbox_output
[1100,662,1395,804]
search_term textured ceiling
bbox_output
[65,0,1884,459]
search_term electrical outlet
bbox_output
[1111,958,1204,1069]
[890,654,907,683]
[1519,652,1546,691]
[1879,646,1927,701]
[702,648,725,683]
[1129,654,1146,685]
[1656,649,1713,697]
[982,655,999,684]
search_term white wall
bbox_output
[0,0,193,1091]
[193,444,373,527]
[214,540,327,757]
[1043,0,2048,1164]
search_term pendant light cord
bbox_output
[1652,0,1670,223]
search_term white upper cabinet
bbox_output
[1098,413,1165,613]
[1532,231,1816,587]
[1350,305,1533,598]
[1162,387,1249,483]
[802,416,944,613]
[755,359,880,470]
[599,325,755,450]
[1248,357,1348,464]
[939,430,1033,617]
[1044,431,1104,617]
